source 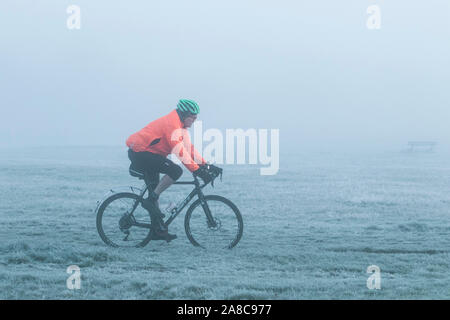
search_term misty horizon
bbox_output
[1,1,449,150]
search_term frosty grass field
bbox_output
[0,146,449,299]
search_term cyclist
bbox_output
[126,99,218,241]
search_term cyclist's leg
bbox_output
[142,169,159,192]
[144,171,160,204]
[154,174,174,196]
[153,171,182,196]
[129,150,182,202]
[134,153,180,240]
[128,150,182,206]
[128,149,160,202]
[149,156,183,197]
[128,150,159,187]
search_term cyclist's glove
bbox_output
[207,164,223,179]
[208,164,223,186]
[193,165,213,184]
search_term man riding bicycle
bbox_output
[126,99,220,241]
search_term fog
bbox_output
[1,0,449,152]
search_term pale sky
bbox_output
[1,0,449,151]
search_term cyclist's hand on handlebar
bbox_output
[207,164,223,186]
[207,164,223,178]
[193,165,213,184]
[194,164,223,184]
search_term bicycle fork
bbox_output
[198,193,217,229]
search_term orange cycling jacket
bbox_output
[126,109,206,172]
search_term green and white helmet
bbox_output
[177,99,200,115]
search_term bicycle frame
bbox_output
[129,175,216,229]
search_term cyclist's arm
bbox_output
[168,128,204,172]
[183,129,207,167]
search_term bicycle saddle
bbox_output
[129,164,145,179]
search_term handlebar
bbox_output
[192,165,223,187]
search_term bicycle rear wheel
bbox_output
[96,192,153,247]
[184,195,243,249]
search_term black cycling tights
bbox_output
[128,149,183,190]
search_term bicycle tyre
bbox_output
[96,192,153,248]
[184,195,243,249]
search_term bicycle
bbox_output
[95,164,243,249]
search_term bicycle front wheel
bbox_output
[184,195,243,249]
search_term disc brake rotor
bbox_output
[208,218,222,231]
